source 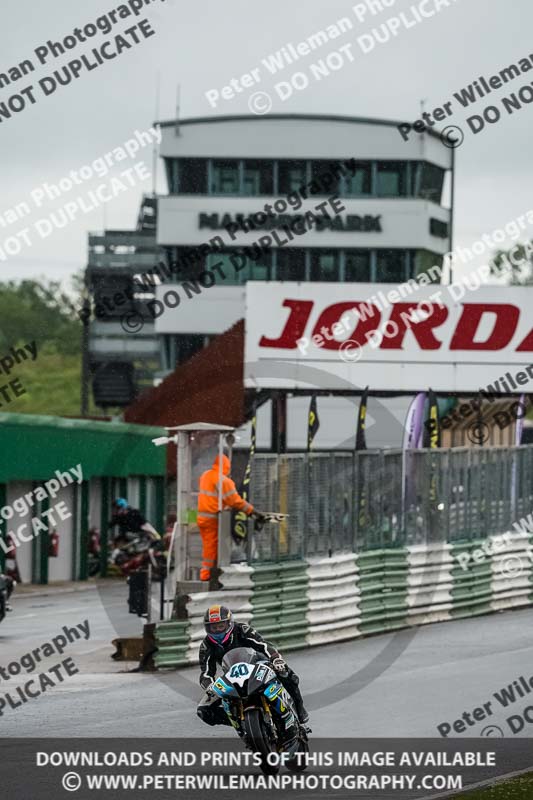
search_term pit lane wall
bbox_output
[154,532,533,668]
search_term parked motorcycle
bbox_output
[0,574,10,623]
[210,646,309,774]
[4,533,21,584]
[111,532,168,581]
[88,526,101,577]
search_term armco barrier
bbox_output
[154,532,533,670]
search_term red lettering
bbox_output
[259,299,313,348]
[379,303,448,349]
[450,304,519,350]
[312,302,381,349]
[516,326,533,351]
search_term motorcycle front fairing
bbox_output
[211,648,297,741]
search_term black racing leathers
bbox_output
[197,622,306,724]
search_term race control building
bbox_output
[154,114,454,370]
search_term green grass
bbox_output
[0,350,97,416]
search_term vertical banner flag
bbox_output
[402,392,427,513]
[232,410,256,543]
[355,387,369,451]
[423,389,441,449]
[423,390,441,524]
[307,394,320,450]
[355,388,370,533]
[403,392,427,452]
[511,393,526,511]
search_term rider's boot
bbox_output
[290,685,309,723]
[295,698,309,724]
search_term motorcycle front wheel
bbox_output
[243,708,279,775]
[285,733,309,772]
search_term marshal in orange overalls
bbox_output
[197,454,254,581]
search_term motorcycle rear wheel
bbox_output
[244,708,279,775]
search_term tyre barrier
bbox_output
[154,533,533,669]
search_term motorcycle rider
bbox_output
[197,604,309,726]
[108,498,160,546]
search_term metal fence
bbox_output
[246,445,533,562]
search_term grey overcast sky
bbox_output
[0,0,532,285]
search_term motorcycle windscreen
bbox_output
[221,647,265,672]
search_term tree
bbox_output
[490,241,533,286]
[0,275,84,355]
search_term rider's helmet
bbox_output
[204,605,234,645]
[114,498,128,510]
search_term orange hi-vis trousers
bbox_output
[198,516,218,581]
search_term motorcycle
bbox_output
[4,534,21,584]
[210,646,310,775]
[0,574,10,624]
[88,526,101,577]
[111,532,168,581]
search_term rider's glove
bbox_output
[251,510,267,520]
[271,657,289,677]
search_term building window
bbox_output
[309,161,341,195]
[171,246,207,277]
[345,250,371,281]
[278,160,307,194]
[175,334,205,366]
[212,160,240,194]
[276,249,307,281]
[178,159,208,194]
[310,250,340,281]
[243,160,274,195]
[414,250,443,282]
[207,251,271,284]
[417,163,445,204]
[376,161,407,197]
[344,163,372,196]
[376,250,406,282]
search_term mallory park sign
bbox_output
[198,212,383,234]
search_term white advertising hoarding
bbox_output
[244,282,533,392]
